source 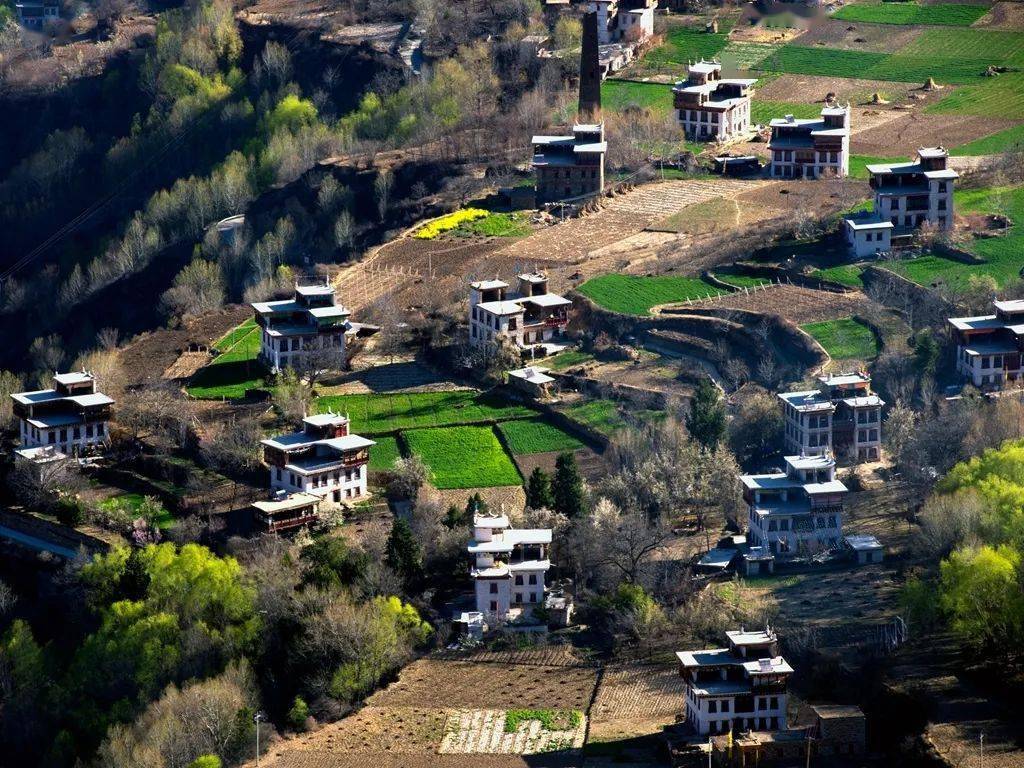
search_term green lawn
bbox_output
[849,155,908,181]
[750,100,821,126]
[187,318,268,400]
[545,350,596,371]
[578,274,725,316]
[602,80,673,116]
[368,435,402,471]
[497,417,584,455]
[812,264,865,289]
[887,185,1024,288]
[832,3,989,26]
[951,124,1024,157]
[314,390,536,434]
[402,426,522,488]
[801,318,880,360]
[99,493,175,530]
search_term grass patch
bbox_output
[314,391,535,434]
[99,493,175,530]
[713,267,770,289]
[187,319,267,400]
[657,196,738,235]
[887,185,1024,288]
[545,350,595,371]
[602,80,673,116]
[504,709,583,733]
[368,435,402,471]
[801,317,880,360]
[458,212,532,238]
[560,398,664,437]
[750,100,821,125]
[402,426,522,488]
[497,417,584,455]
[812,264,865,288]
[578,274,725,315]
[832,3,989,26]
[849,155,908,181]
[951,124,1024,157]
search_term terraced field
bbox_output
[578,274,725,315]
[314,391,536,433]
[186,318,267,400]
[801,317,880,361]
[402,426,523,489]
[832,3,990,26]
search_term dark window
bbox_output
[489,582,498,594]
[514,575,523,585]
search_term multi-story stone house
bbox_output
[949,299,1024,389]
[468,513,552,624]
[742,454,847,558]
[780,373,884,462]
[584,0,656,44]
[532,123,607,204]
[260,413,374,504]
[468,274,572,354]
[677,628,793,736]
[11,371,113,456]
[252,284,351,373]
[672,60,755,142]
[767,103,850,179]
[15,0,59,27]
[866,147,958,232]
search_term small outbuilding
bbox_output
[844,533,884,564]
[742,546,775,576]
[811,704,867,756]
[252,492,322,534]
[506,366,556,398]
[844,215,893,258]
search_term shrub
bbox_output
[287,696,310,731]
[54,497,86,527]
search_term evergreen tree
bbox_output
[385,517,424,589]
[686,378,726,449]
[465,492,488,520]
[552,453,584,518]
[526,467,554,509]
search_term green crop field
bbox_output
[929,73,1024,119]
[750,100,821,126]
[719,41,782,71]
[832,3,989,26]
[578,274,725,315]
[187,319,267,400]
[951,124,1024,157]
[633,19,735,74]
[314,390,536,434]
[756,46,888,80]
[888,185,1024,288]
[602,80,673,115]
[801,318,880,360]
[497,417,584,455]
[812,264,865,289]
[368,436,402,471]
[402,426,522,488]
[459,212,532,238]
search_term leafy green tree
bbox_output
[385,518,424,589]
[940,544,1024,652]
[526,467,554,509]
[465,492,488,519]
[686,378,726,449]
[552,453,585,518]
[300,536,368,589]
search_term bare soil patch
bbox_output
[513,447,610,487]
[437,486,527,515]
[590,663,686,741]
[118,304,250,387]
[792,19,923,53]
[433,645,592,667]
[850,112,1020,156]
[682,284,873,325]
[970,1,1024,28]
[368,659,599,711]
[757,74,947,108]
[732,179,871,221]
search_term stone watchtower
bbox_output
[578,11,602,123]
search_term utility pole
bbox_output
[980,732,984,768]
[254,711,265,767]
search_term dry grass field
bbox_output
[670,284,873,325]
[589,663,686,742]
